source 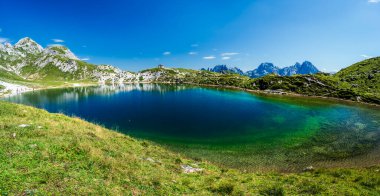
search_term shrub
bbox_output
[212,181,235,195]
[259,185,285,196]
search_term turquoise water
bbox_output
[4,84,380,171]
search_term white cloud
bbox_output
[203,56,216,60]
[163,51,171,55]
[191,44,199,47]
[188,51,198,55]
[222,56,231,60]
[368,0,380,3]
[0,37,9,43]
[221,52,239,56]
[81,58,90,61]
[361,54,373,59]
[52,39,64,43]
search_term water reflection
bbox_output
[4,84,193,106]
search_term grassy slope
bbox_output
[0,101,379,195]
[335,57,380,100]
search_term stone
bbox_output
[18,124,30,128]
[181,165,203,173]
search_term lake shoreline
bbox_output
[3,80,379,108]
[182,82,380,108]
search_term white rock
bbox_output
[181,165,203,173]
[18,124,30,128]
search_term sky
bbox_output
[0,0,379,72]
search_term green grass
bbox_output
[0,100,379,195]
[334,57,380,101]
[48,46,67,55]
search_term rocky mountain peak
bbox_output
[204,65,245,75]
[298,61,319,74]
[258,62,276,69]
[14,37,43,54]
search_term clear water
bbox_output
[4,84,380,171]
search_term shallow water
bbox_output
[4,84,380,171]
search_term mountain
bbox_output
[202,65,245,75]
[247,61,320,78]
[279,61,320,76]
[204,62,320,78]
[246,63,280,78]
[0,37,139,82]
[0,37,205,84]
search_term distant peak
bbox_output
[301,61,314,66]
[258,62,276,68]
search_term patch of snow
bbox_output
[18,124,30,128]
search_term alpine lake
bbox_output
[4,84,380,172]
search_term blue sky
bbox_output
[0,0,379,72]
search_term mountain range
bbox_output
[1,37,321,84]
[203,61,320,78]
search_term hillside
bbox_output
[0,100,379,195]
[335,57,380,100]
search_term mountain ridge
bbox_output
[204,61,320,78]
